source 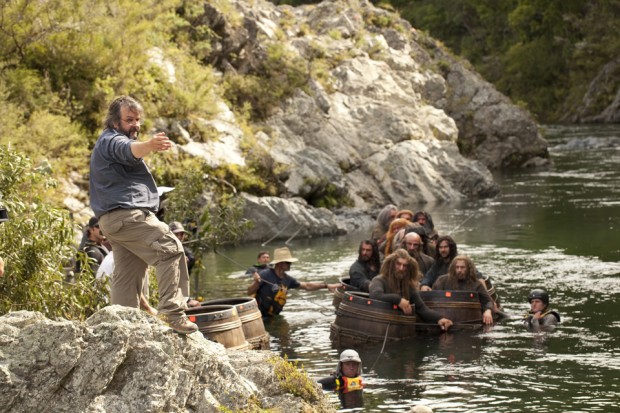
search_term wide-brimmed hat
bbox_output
[169,221,188,234]
[271,247,298,265]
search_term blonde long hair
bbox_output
[379,248,421,298]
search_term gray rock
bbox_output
[0,307,335,413]
[241,193,347,243]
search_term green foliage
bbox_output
[270,355,322,403]
[160,160,253,253]
[0,146,107,320]
[223,42,309,120]
[302,177,353,209]
[377,0,618,122]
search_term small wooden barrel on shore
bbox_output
[419,290,482,323]
[185,305,250,350]
[332,277,361,310]
[201,297,270,350]
[330,291,418,347]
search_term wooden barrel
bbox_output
[185,305,250,350]
[201,297,270,350]
[332,277,360,310]
[481,274,501,307]
[330,291,417,347]
[419,290,482,323]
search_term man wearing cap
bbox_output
[169,221,196,273]
[247,247,341,317]
[89,95,197,334]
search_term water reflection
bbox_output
[199,125,620,412]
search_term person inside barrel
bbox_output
[523,288,560,332]
[369,249,453,331]
[370,204,398,243]
[420,235,458,291]
[349,240,380,292]
[318,349,364,408]
[247,247,341,317]
[432,255,494,325]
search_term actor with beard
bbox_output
[402,232,434,275]
[433,255,494,325]
[420,235,458,291]
[349,240,380,292]
[369,249,452,330]
[89,96,197,334]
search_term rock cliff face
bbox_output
[69,0,549,239]
[0,307,335,413]
[169,0,546,216]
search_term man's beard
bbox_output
[119,125,140,139]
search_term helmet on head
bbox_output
[340,349,361,363]
[337,349,362,377]
[528,289,549,306]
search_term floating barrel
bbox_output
[330,291,417,347]
[481,274,501,308]
[332,277,360,310]
[419,290,482,323]
[185,305,250,350]
[201,297,269,350]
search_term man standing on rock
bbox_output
[89,95,197,334]
[248,247,341,317]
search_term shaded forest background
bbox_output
[275,0,620,123]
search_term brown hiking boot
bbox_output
[165,316,198,334]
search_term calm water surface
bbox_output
[199,124,620,412]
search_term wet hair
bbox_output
[384,218,411,254]
[104,96,143,130]
[380,248,421,299]
[434,235,457,262]
[358,239,380,269]
[413,210,435,230]
[375,204,398,232]
[446,255,478,286]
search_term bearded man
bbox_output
[420,235,458,291]
[90,96,197,334]
[349,240,380,292]
[369,249,452,331]
[433,255,494,325]
[402,232,434,276]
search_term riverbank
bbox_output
[0,306,337,413]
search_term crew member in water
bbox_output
[318,349,364,408]
[523,288,560,332]
[247,247,341,317]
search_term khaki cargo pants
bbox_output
[99,208,189,320]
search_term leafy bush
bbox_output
[0,146,108,320]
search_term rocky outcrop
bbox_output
[0,307,335,413]
[560,58,620,123]
[172,0,545,213]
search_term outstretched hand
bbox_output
[148,132,172,152]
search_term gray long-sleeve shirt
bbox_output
[89,129,159,217]
[369,276,442,323]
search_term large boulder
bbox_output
[0,307,335,413]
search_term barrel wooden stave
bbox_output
[419,290,482,323]
[185,304,249,350]
[201,297,270,350]
[332,291,417,345]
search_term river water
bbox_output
[199,124,620,412]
